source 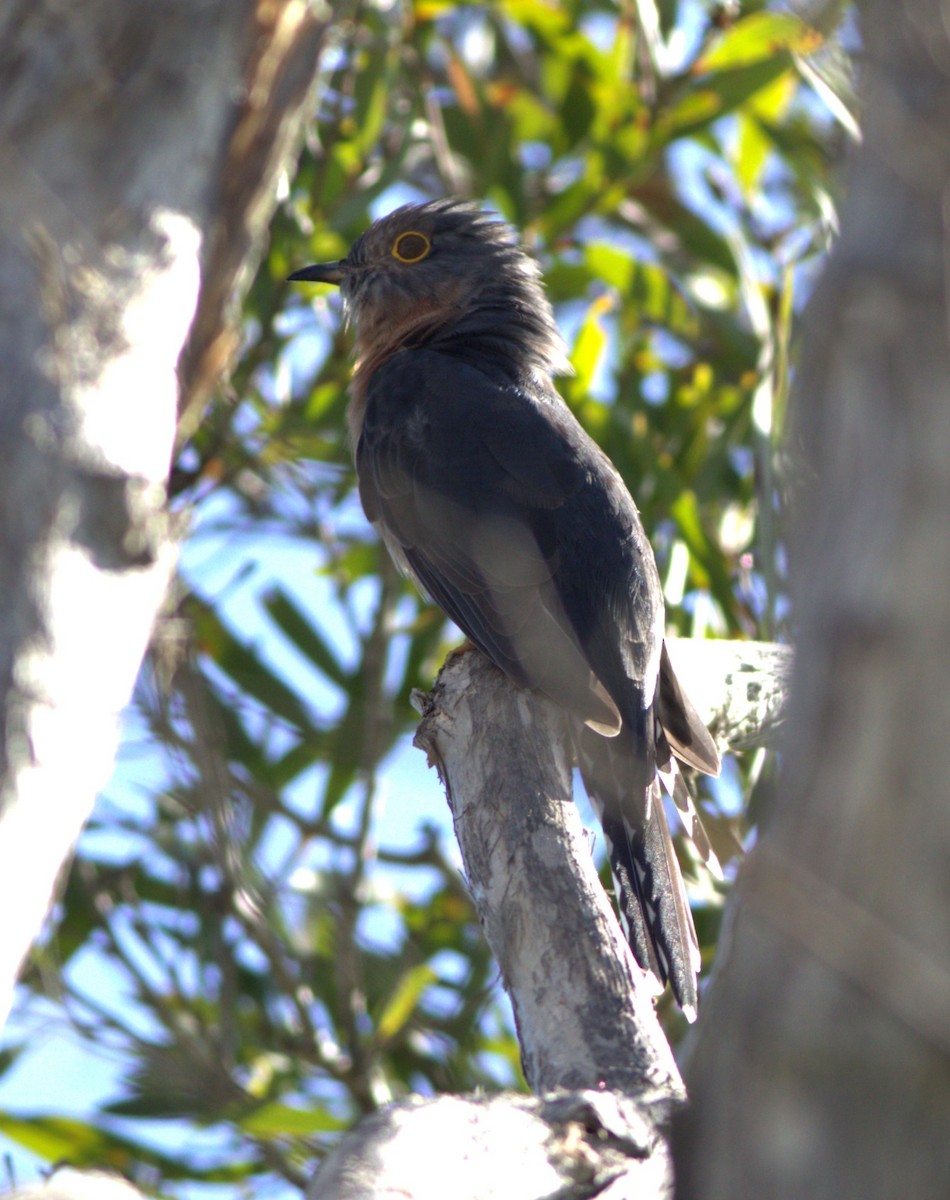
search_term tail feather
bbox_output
[594,789,701,1018]
[576,725,703,1017]
[595,801,664,987]
[657,641,721,775]
[656,745,723,881]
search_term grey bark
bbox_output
[678,3,950,1198]
[309,1091,675,1200]
[414,651,688,1101]
[663,637,790,751]
[413,638,785,1096]
[0,0,325,1030]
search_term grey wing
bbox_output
[356,349,628,735]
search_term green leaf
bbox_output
[663,55,797,142]
[239,1102,349,1137]
[568,298,609,396]
[264,585,352,690]
[189,595,317,734]
[376,963,438,1044]
[0,1114,256,1181]
[698,11,819,70]
[670,490,736,616]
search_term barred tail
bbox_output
[576,726,702,1019]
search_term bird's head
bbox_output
[289,199,569,379]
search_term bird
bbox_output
[289,199,721,1018]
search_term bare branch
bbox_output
[663,637,790,751]
[414,650,685,1099]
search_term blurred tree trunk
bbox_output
[0,0,325,1030]
[678,2,950,1197]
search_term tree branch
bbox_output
[308,636,785,1198]
[408,636,786,1097]
[310,1091,675,1200]
[413,649,687,1099]
[663,637,790,751]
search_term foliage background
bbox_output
[0,1,854,1196]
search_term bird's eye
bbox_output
[391,231,431,264]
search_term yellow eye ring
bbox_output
[392,230,431,264]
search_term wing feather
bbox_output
[357,349,630,733]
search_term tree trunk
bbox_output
[0,0,325,1030]
[678,3,950,1197]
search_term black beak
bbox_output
[287,261,346,285]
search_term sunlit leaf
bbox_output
[697,11,820,70]
[568,297,609,395]
[663,55,797,140]
[239,1102,349,1137]
[376,964,439,1044]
